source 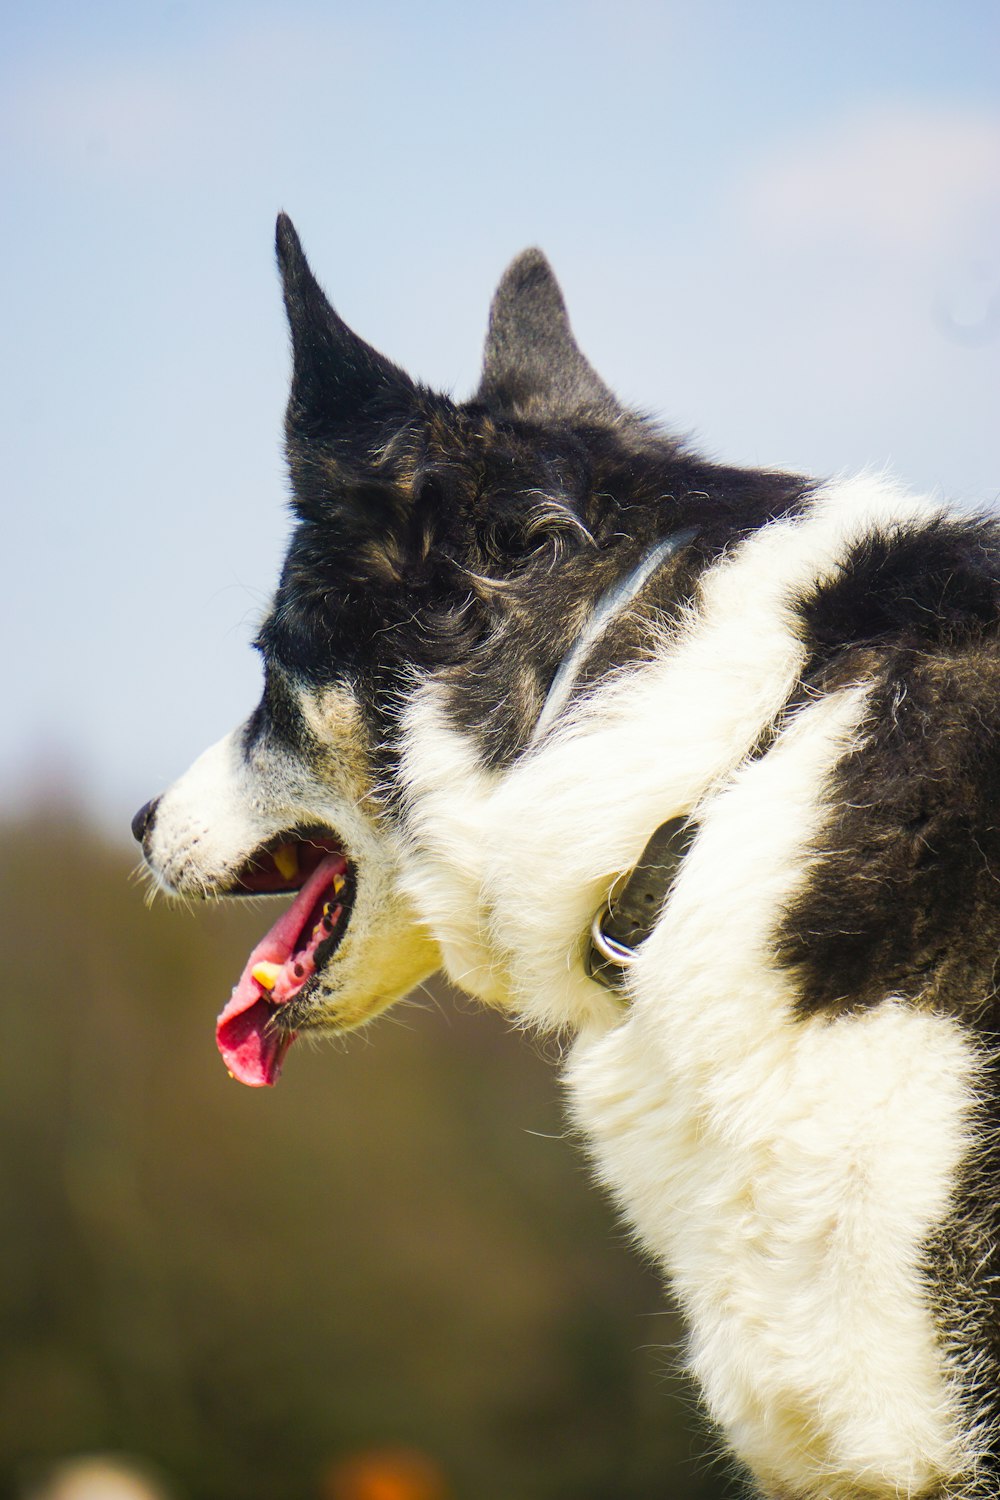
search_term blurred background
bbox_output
[1,1,999,1496]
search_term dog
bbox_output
[135,215,1000,1500]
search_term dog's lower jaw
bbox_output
[281,920,441,1037]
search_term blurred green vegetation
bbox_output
[0,808,729,1500]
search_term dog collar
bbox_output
[529,527,698,747]
[586,815,698,990]
[585,667,792,991]
[522,525,700,990]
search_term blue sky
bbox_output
[3,0,998,833]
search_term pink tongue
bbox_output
[216,852,347,1087]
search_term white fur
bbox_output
[566,688,976,1497]
[146,727,263,896]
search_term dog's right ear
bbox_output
[276,213,419,459]
[476,249,626,426]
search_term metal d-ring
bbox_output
[585,815,698,990]
[589,903,638,970]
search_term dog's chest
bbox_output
[563,689,978,1498]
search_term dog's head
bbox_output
[135,215,685,1083]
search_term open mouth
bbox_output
[214,828,354,1088]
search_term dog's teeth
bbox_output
[332,874,346,895]
[273,844,298,881]
[251,961,282,991]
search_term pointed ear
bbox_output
[476,248,625,424]
[276,213,417,443]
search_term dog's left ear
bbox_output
[276,213,419,453]
[275,215,455,588]
[476,249,626,426]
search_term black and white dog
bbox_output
[135,216,1000,1500]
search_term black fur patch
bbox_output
[260,219,815,775]
[780,516,1000,1017]
[778,643,1000,1018]
[798,516,1000,661]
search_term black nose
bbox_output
[131,797,161,845]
